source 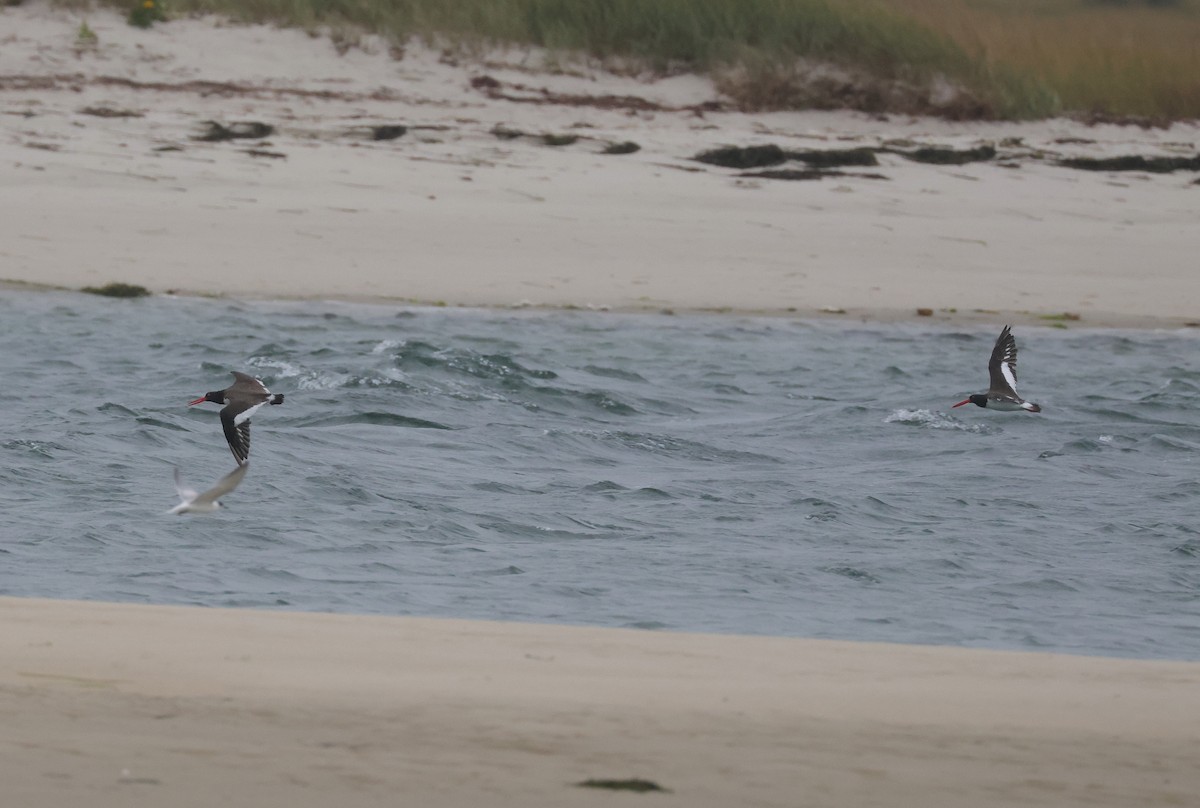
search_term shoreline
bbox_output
[5,9,1200,804]
[5,280,1197,332]
[3,595,1199,808]
[3,5,1199,331]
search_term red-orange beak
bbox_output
[188,396,207,406]
[952,399,971,408]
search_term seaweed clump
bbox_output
[898,145,997,165]
[576,778,669,793]
[696,144,880,169]
[790,147,878,167]
[1058,154,1200,173]
[82,282,151,298]
[603,141,641,155]
[194,121,274,142]
[371,125,407,141]
[694,144,786,169]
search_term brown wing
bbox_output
[228,371,270,398]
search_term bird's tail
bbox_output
[270,394,285,405]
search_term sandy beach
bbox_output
[2,2,1198,325]
[3,596,1199,808]
[4,4,1200,806]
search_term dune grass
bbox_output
[884,0,1200,119]
[60,0,1200,119]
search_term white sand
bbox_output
[3,6,1200,805]
[3,596,1199,808]
[2,2,1198,324]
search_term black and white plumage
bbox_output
[168,462,249,515]
[953,325,1042,413]
[189,371,285,462]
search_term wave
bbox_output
[884,408,998,434]
[291,412,452,429]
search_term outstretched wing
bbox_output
[193,462,250,506]
[987,325,1019,397]
[229,371,271,397]
[173,467,198,502]
[220,408,252,464]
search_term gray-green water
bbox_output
[2,289,1198,659]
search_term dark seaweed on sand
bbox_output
[576,778,669,793]
[896,144,996,164]
[81,282,151,298]
[1058,154,1200,173]
[603,140,641,155]
[789,147,879,167]
[695,144,880,169]
[694,144,786,169]
[194,120,274,142]
[370,125,407,141]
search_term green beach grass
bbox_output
[56,0,1200,120]
[887,0,1200,120]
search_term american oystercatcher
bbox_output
[189,371,285,463]
[168,462,249,515]
[952,325,1042,413]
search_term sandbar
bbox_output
[3,596,1199,808]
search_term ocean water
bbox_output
[2,289,1198,660]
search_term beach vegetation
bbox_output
[75,18,98,44]
[127,0,165,28]
[55,0,1200,120]
[81,282,152,298]
[576,778,669,792]
[885,0,1200,120]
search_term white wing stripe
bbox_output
[1000,361,1018,392]
[233,401,266,426]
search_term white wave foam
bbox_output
[295,373,348,391]
[244,357,349,390]
[246,357,304,378]
[884,408,995,434]
[370,339,403,355]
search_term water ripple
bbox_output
[2,289,1199,660]
[884,408,998,434]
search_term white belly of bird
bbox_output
[989,399,1031,412]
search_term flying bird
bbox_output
[168,462,249,515]
[952,325,1042,413]
[189,371,284,462]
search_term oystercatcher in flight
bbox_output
[952,325,1042,413]
[168,462,249,515]
[189,371,285,462]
